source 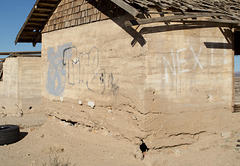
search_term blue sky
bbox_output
[0,0,239,71]
[236,56,240,71]
[0,1,41,55]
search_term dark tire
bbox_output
[0,125,20,145]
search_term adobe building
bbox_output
[14,0,240,149]
[0,52,41,116]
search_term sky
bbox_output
[0,1,239,71]
[0,1,41,55]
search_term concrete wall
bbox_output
[42,17,234,148]
[0,57,41,115]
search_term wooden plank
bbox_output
[21,31,41,35]
[38,2,57,8]
[171,19,240,26]
[32,13,49,17]
[35,8,52,12]
[125,13,223,26]
[30,17,48,22]
[27,22,43,26]
[0,51,41,55]
[110,0,139,17]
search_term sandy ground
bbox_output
[1,111,240,166]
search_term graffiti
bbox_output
[163,46,203,82]
[47,43,72,96]
[63,46,119,95]
[47,43,119,96]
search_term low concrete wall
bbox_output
[0,57,41,116]
[42,17,234,147]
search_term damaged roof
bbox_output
[16,0,240,46]
[15,0,61,46]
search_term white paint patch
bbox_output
[224,59,228,64]
[88,101,95,109]
[60,96,64,103]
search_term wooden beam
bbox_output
[30,17,48,22]
[110,0,139,17]
[125,13,223,26]
[0,51,41,55]
[35,8,52,12]
[38,2,57,8]
[33,33,42,47]
[32,13,49,17]
[21,31,41,35]
[27,22,44,26]
[171,19,240,27]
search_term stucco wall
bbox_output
[42,17,234,147]
[0,57,41,115]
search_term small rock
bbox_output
[0,113,7,118]
[132,115,137,120]
[108,109,113,113]
[15,112,23,117]
[78,100,82,105]
[64,122,72,126]
[30,127,35,131]
[88,101,95,109]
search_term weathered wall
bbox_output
[42,17,234,147]
[0,57,41,115]
[0,58,19,107]
[18,57,42,110]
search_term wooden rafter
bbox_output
[15,0,62,46]
[110,0,139,17]
[125,13,224,26]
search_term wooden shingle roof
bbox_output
[15,0,240,46]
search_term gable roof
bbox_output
[15,0,61,46]
[15,0,240,46]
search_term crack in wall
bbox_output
[169,131,206,138]
[153,143,192,150]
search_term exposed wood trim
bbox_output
[30,18,48,22]
[35,8,53,12]
[110,0,139,17]
[125,13,223,26]
[33,34,42,47]
[0,51,41,55]
[15,0,41,45]
[20,31,41,35]
[15,0,61,45]
[38,2,57,7]
[27,22,44,26]
[32,13,49,17]
[172,19,240,27]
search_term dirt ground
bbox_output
[0,109,240,166]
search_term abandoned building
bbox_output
[1,0,240,149]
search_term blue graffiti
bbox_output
[46,43,72,96]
